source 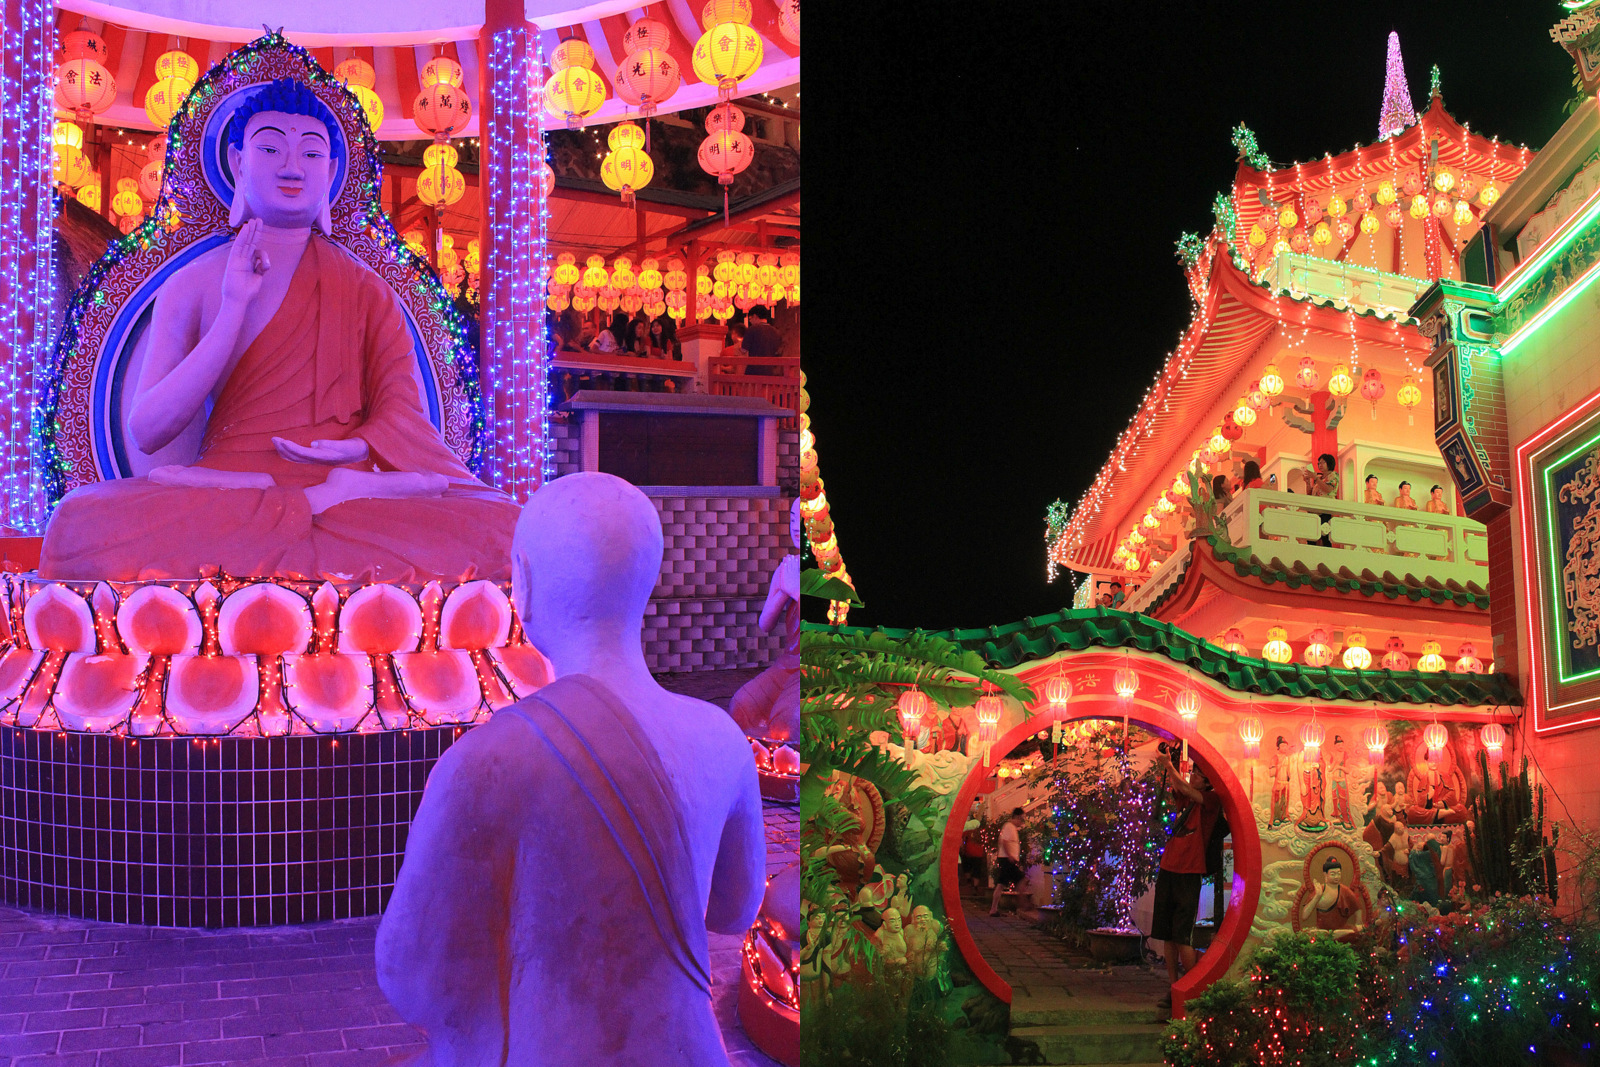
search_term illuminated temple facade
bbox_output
[1048,58,1529,677]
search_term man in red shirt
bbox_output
[1151,751,1221,1009]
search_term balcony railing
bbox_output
[1259,252,1430,318]
[710,355,800,426]
[1221,488,1489,587]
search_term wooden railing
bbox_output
[1222,488,1489,588]
[710,355,801,425]
[549,349,697,399]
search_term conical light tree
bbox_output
[1378,31,1417,140]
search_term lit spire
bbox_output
[1378,31,1417,140]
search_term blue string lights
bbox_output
[1,0,55,532]
[482,24,551,501]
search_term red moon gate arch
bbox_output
[937,660,1263,1021]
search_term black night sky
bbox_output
[803,2,1574,632]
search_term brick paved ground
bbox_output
[0,672,798,1067]
[958,891,1168,1005]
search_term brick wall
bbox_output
[646,493,791,672]
[777,428,799,494]
[1485,511,1517,681]
[550,416,582,477]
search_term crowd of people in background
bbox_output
[546,303,788,369]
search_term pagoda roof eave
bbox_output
[1055,252,1429,574]
[811,608,1520,707]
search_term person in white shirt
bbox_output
[989,807,1025,916]
[588,326,620,354]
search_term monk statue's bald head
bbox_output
[512,473,663,661]
[226,78,335,233]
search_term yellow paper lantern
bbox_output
[692,23,763,97]
[1259,363,1285,400]
[608,122,647,151]
[1342,632,1371,670]
[1247,223,1267,247]
[155,50,199,84]
[638,258,662,289]
[1479,181,1500,206]
[1453,199,1473,226]
[550,39,595,73]
[1376,180,1397,205]
[554,253,581,286]
[1328,362,1354,399]
[1326,193,1347,218]
[75,180,101,212]
[111,177,143,218]
[145,77,194,129]
[1278,206,1298,229]
[1312,221,1332,247]
[1234,401,1257,428]
[1262,626,1293,664]
[417,162,465,207]
[1433,168,1455,193]
[701,0,754,27]
[1397,375,1422,424]
[335,57,376,89]
[349,84,384,131]
[53,121,83,152]
[53,143,91,189]
[1408,194,1429,219]
[600,146,654,200]
[545,67,606,126]
[1360,213,1380,235]
[1417,640,1445,673]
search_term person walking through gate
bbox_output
[989,808,1025,915]
[1151,751,1224,1011]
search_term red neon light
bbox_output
[1516,379,1600,734]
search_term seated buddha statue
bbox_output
[40,78,518,584]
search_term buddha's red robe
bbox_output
[40,237,518,583]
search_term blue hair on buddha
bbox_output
[227,78,330,150]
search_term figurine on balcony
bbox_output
[1363,475,1385,506]
[1394,481,1419,509]
[1424,484,1450,515]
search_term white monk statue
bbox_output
[376,472,768,1066]
[40,78,518,583]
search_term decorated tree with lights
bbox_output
[1378,31,1417,140]
[1030,723,1170,934]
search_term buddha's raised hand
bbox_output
[220,219,271,309]
[272,436,370,465]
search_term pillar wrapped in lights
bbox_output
[0,0,54,530]
[479,0,551,499]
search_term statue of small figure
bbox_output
[727,501,801,742]
[375,473,766,1066]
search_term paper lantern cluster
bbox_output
[55,29,116,125]
[600,122,653,206]
[615,17,680,119]
[798,376,854,625]
[414,57,471,208]
[545,37,606,128]
[144,50,199,129]
[1248,168,1498,264]
[335,57,384,132]
[693,0,764,101]
[1211,627,1488,676]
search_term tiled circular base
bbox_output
[0,724,463,926]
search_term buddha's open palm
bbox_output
[273,436,370,465]
[221,219,271,309]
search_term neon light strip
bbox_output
[1496,184,1600,301]
[1500,254,1600,355]
[1516,379,1600,733]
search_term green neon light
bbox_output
[1499,188,1600,304]
[1541,425,1600,684]
[1501,256,1600,355]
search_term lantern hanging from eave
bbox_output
[1042,675,1072,719]
[1416,640,1445,673]
[138,159,163,202]
[693,21,763,101]
[1239,716,1263,758]
[776,0,799,44]
[1303,628,1334,668]
[1360,368,1385,418]
[1300,719,1325,762]
[56,27,116,125]
[144,50,199,130]
[53,143,91,189]
[110,177,143,218]
[335,57,376,90]
[616,46,681,120]
[416,82,473,139]
[1380,636,1410,672]
[1397,375,1422,424]
[422,55,465,88]
[1455,642,1481,674]
[1261,626,1293,665]
[1375,179,1397,205]
[1175,689,1200,726]
[975,693,1003,764]
[1295,356,1320,390]
[1362,723,1388,765]
[1113,666,1138,700]
[1259,364,1285,404]
[545,65,606,129]
[1423,722,1448,762]
[417,143,465,207]
[1328,363,1354,399]
[1234,399,1257,428]
[896,688,930,750]
[601,143,654,206]
[698,107,754,223]
[638,257,662,290]
[1480,722,1505,761]
[1342,631,1371,670]
[1221,628,1248,655]
[75,179,101,212]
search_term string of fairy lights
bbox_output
[1046,108,1528,582]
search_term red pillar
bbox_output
[0,0,55,531]
[478,0,548,501]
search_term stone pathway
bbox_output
[961,894,1169,1066]
[0,671,796,1067]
